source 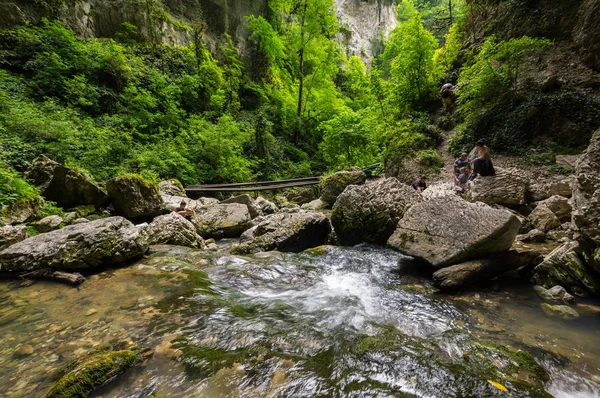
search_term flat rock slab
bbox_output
[192,203,252,239]
[388,196,521,267]
[465,167,528,207]
[0,217,148,272]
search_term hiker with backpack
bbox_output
[440,82,457,113]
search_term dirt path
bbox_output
[432,109,457,183]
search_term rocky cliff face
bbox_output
[0,0,397,63]
[335,0,397,63]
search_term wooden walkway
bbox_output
[185,177,321,194]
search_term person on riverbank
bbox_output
[440,82,457,113]
[175,200,195,220]
[454,153,469,177]
[469,139,495,179]
[412,176,427,193]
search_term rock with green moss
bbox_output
[46,344,137,398]
[0,217,148,272]
[106,175,166,220]
[433,250,543,292]
[158,179,185,196]
[0,225,28,251]
[35,215,64,233]
[192,203,252,239]
[1,197,43,225]
[389,195,521,267]
[25,155,108,209]
[320,169,366,207]
[231,211,331,254]
[540,303,579,320]
[532,240,600,296]
[147,213,206,249]
[331,178,421,245]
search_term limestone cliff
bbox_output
[0,0,397,63]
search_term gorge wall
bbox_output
[0,0,397,63]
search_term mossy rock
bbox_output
[46,345,137,398]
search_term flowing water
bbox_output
[0,245,599,398]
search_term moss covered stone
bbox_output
[46,347,137,398]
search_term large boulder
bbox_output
[1,197,42,225]
[162,195,218,212]
[158,179,185,196]
[572,130,600,246]
[320,169,367,207]
[465,167,528,207]
[527,176,573,202]
[421,181,458,200]
[529,204,561,233]
[25,155,108,209]
[284,187,319,206]
[192,204,252,239]
[231,211,332,254]
[221,194,262,218]
[388,196,521,267]
[331,178,421,245]
[538,195,572,220]
[532,241,600,296]
[106,176,166,220]
[0,225,28,251]
[0,217,148,272]
[147,213,205,249]
[433,250,543,292]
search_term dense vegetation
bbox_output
[1,0,593,199]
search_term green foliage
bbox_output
[456,35,551,126]
[384,118,441,167]
[0,162,39,206]
[433,22,464,75]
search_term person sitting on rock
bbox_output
[174,200,195,220]
[412,176,427,193]
[469,139,495,180]
[454,153,469,177]
[454,167,469,192]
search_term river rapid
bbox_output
[0,245,599,398]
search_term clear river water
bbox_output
[0,244,599,398]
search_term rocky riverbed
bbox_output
[0,245,598,398]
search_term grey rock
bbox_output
[0,217,148,272]
[465,167,528,206]
[301,199,326,210]
[192,204,252,239]
[25,155,108,209]
[540,303,579,320]
[1,198,43,225]
[527,176,573,202]
[529,204,561,232]
[0,226,29,251]
[285,187,318,206]
[73,218,90,224]
[35,215,63,233]
[162,195,217,213]
[320,169,366,207]
[516,229,547,243]
[221,194,262,218]
[533,285,575,303]
[147,213,205,249]
[532,240,600,296]
[572,131,600,246]
[537,195,572,219]
[106,176,166,220]
[158,179,185,196]
[255,197,278,215]
[433,250,543,292]
[331,178,421,245]
[231,211,332,254]
[555,155,580,171]
[421,181,458,200]
[388,196,521,267]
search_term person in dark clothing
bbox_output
[469,139,495,179]
[175,200,194,220]
[412,176,427,193]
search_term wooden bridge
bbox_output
[185,176,321,194]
